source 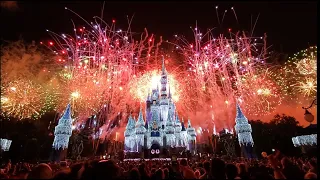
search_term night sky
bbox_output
[1,1,317,54]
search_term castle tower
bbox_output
[146,91,152,123]
[168,86,176,119]
[124,114,136,151]
[180,119,188,147]
[52,104,73,161]
[135,108,146,152]
[165,112,175,147]
[174,114,183,147]
[150,88,160,125]
[53,104,73,150]
[234,103,254,158]
[187,119,197,153]
[160,57,169,126]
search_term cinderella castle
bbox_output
[124,58,197,154]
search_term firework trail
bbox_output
[169,23,281,129]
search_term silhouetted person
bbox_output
[129,168,141,180]
[237,163,249,179]
[53,169,70,179]
[200,161,212,179]
[93,160,119,179]
[138,163,150,180]
[27,163,53,179]
[226,163,238,179]
[69,163,83,179]
[211,158,226,179]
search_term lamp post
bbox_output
[302,98,317,124]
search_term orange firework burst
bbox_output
[296,77,317,97]
[1,79,44,119]
[239,73,282,117]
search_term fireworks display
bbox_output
[170,27,281,120]
[38,9,164,137]
[290,47,317,100]
[0,7,317,140]
[267,46,317,104]
[1,79,44,119]
[129,70,180,103]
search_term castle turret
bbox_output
[146,91,152,123]
[136,108,146,151]
[52,104,73,150]
[187,119,197,140]
[52,104,73,162]
[180,119,188,147]
[160,57,169,126]
[234,103,254,146]
[174,114,182,132]
[168,86,172,99]
[124,114,137,151]
[168,89,175,121]
[234,103,255,158]
[165,111,175,147]
[187,119,197,153]
[174,114,183,147]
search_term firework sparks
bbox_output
[129,70,180,103]
[40,9,163,139]
[292,46,317,76]
[269,46,317,104]
[171,25,275,118]
[296,77,317,97]
[1,80,45,119]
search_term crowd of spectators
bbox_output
[0,151,317,179]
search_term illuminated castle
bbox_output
[53,104,73,150]
[124,58,196,153]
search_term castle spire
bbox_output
[168,86,172,99]
[52,104,73,150]
[236,103,246,121]
[166,110,174,127]
[126,114,136,129]
[234,103,254,146]
[175,112,180,123]
[188,119,192,128]
[136,107,146,136]
[62,104,72,120]
[136,107,145,126]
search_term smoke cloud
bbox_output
[0,1,18,11]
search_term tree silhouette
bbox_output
[250,114,303,157]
